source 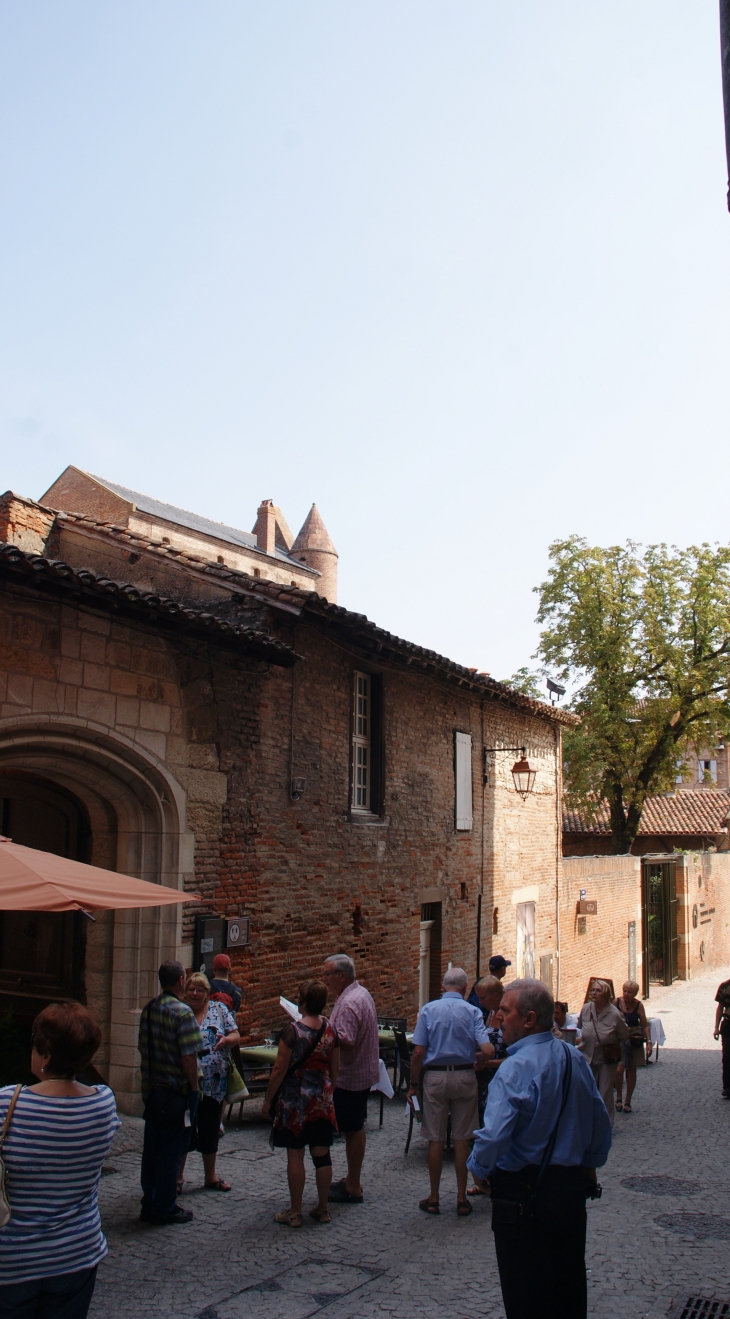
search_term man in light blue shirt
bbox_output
[407,967,493,1216]
[467,978,611,1319]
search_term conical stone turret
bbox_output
[292,505,338,602]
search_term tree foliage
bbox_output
[501,667,544,700]
[535,537,730,853]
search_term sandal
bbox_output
[457,1200,473,1216]
[623,1104,632,1113]
[418,1197,440,1214]
[204,1178,231,1192]
[328,1179,363,1204]
[466,1185,488,1197]
[274,1208,303,1227]
[309,1205,331,1224]
[615,1100,623,1112]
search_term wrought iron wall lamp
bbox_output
[483,746,538,797]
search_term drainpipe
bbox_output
[478,697,486,979]
[554,725,562,999]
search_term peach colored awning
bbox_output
[0,837,200,912]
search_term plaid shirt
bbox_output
[138,992,203,1097]
[328,980,379,1091]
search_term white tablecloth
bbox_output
[371,1057,394,1098]
[648,1018,667,1046]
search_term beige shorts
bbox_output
[421,1068,479,1142]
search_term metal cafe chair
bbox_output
[392,1028,412,1099]
[392,1028,419,1154]
[377,1015,407,1089]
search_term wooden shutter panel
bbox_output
[455,731,473,831]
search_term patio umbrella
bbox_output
[0,836,200,913]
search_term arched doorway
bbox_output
[0,720,193,1112]
[0,773,91,1013]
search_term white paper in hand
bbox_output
[280,995,302,1021]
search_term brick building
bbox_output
[0,476,572,1111]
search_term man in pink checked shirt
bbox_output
[323,953,379,1203]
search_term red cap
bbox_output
[213,953,231,972]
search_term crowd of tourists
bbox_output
[0,953,729,1319]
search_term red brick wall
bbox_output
[209,620,563,1042]
[0,494,54,555]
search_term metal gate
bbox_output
[641,860,678,992]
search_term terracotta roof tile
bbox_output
[563,791,730,836]
[0,542,297,666]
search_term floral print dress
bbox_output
[198,1001,238,1102]
[272,1020,339,1141]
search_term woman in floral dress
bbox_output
[178,972,241,1192]
[262,979,339,1227]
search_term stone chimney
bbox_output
[254,500,277,556]
[292,505,338,602]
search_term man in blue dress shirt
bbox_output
[467,978,611,1319]
[407,967,494,1215]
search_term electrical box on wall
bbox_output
[193,916,250,973]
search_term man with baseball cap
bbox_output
[489,955,512,979]
[208,954,242,1014]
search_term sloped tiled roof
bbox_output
[85,474,307,568]
[0,543,297,666]
[2,494,578,725]
[563,791,730,837]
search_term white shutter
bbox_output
[455,731,473,831]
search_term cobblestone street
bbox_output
[91,968,730,1319]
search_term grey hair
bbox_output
[503,978,554,1030]
[443,966,468,991]
[324,953,356,981]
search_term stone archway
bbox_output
[0,717,194,1113]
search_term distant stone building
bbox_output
[41,466,338,600]
[0,473,571,1111]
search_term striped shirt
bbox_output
[0,1085,120,1284]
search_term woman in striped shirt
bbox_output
[0,1001,120,1318]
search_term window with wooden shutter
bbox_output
[454,731,473,831]
[352,672,371,811]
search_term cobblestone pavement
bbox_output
[91,968,730,1319]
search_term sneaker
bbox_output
[150,1205,194,1224]
[722,1090,730,1099]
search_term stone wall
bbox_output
[560,855,643,1012]
[675,852,730,977]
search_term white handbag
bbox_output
[0,1085,23,1228]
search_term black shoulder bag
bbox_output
[143,996,191,1129]
[267,1023,327,1133]
[491,1041,573,1230]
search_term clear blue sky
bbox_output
[1,3,728,685]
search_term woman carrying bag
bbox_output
[0,1002,119,1319]
[614,979,651,1113]
[262,979,339,1229]
[578,979,630,1125]
[178,973,241,1193]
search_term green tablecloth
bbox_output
[239,1046,277,1067]
[240,1029,410,1070]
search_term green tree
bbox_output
[536,537,730,854]
[501,667,544,700]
